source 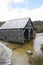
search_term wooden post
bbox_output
[28,30,30,40]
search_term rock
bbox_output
[26,51,33,55]
[0,42,12,65]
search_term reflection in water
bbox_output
[34,33,43,55]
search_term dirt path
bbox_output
[0,40,33,65]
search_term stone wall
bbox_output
[0,29,24,43]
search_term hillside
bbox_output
[33,21,43,33]
[0,22,5,27]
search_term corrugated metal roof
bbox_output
[0,17,29,29]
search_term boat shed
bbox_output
[0,17,34,43]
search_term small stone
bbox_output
[26,51,33,55]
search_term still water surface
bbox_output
[34,33,43,55]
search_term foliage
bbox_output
[33,21,43,33]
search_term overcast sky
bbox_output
[0,0,43,21]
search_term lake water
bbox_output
[34,33,43,55]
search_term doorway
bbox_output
[24,29,28,40]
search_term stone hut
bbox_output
[0,17,34,44]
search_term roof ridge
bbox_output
[6,17,29,22]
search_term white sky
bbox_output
[0,0,43,21]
